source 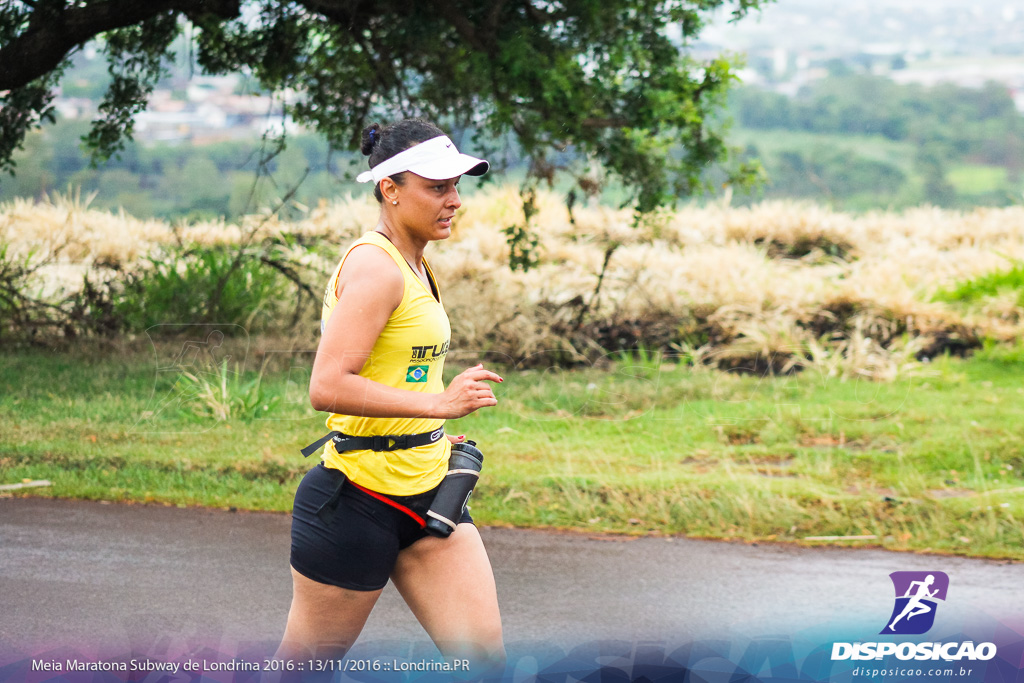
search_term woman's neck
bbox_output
[376,220,426,273]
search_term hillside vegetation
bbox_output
[3,187,1023,379]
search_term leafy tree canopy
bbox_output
[0,0,769,211]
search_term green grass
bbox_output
[973,338,1024,365]
[933,260,1024,309]
[2,342,1023,559]
[947,164,1009,195]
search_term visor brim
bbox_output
[407,155,489,181]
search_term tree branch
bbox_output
[294,0,372,31]
[582,117,630,128]
[0,0,240,91]
[430,0,490,53]
[486,0,509,32]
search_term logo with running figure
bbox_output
[881,571,949,635]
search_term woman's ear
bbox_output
[379,177,399,205]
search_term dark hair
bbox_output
[361,118,445,203]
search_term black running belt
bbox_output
[301,427,445,458]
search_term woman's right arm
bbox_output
[308,245,500,420]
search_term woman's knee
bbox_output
[436,638,506,681]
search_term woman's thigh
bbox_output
[390,523,504,666]
[276,568,382,660]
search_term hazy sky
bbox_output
[703,0,1022,54]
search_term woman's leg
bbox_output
[390,524,505,674]
[275,567,383,661]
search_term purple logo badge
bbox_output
[881,571,949,635]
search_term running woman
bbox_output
[275,119,504,673]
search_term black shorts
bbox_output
[290,463,473,591]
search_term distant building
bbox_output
[55,74,301,145]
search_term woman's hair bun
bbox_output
[361,123,383,156]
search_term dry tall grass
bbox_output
[4,187,1023,377]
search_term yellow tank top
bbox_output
[319,231,451,495]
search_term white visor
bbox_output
[356,135,489,184]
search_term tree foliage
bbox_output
[1,0,768,211]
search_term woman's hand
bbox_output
[433,364,503,419]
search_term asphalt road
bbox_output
[1,497,1020,664]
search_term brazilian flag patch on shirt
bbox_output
[406,365,429,383]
